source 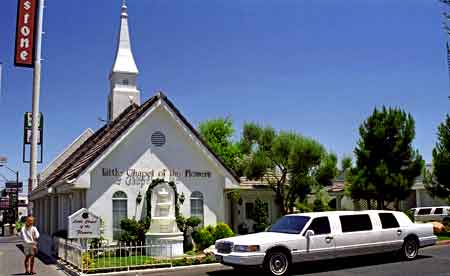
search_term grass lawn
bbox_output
[89,255,165,269]
[86,253,216,270]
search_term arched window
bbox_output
[112,191,128,240]
[190,191,204,226]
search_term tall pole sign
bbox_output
[29,0,44,214]
[14,0,38,67]
[14,0,45,215]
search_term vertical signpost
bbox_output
[23,112,43,164]
[14,0,45,214]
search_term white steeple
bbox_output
[108,0,140,121]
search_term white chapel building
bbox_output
[30,2,279,246]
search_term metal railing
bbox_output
[57,239,182,274]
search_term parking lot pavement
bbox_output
[143,245,450,276]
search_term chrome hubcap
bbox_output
[405,240,417,258]
[269,254,288,275]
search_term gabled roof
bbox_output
[38,93,240,189]
[39,128,94,181]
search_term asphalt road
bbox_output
[147,245,450,276]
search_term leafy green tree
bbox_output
[198,118,243,175]
[341,155,353,173]
[240,123,337,214]
[424,115,450,203]
[348,107,424,209]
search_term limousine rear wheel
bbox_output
[264,251,290,276]
[401,237,419,260]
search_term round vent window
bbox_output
[151,131,166,147]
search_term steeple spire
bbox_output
[111,0,138,74]
[108,0,140,121]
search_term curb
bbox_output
[81,263,223,276]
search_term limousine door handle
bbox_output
[325,236,334,243]
[397,230,402,235]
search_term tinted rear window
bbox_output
[417,208,432,215]
[307,217,331,235]
[434,208,443,215]
[379,213,400,229]
[340,214,372,232]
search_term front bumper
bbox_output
[213,250,266,266]
[419,235,438,248]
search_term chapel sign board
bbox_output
[68,208,100,239]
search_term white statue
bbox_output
[146,182,183,257]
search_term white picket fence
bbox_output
[55,238,179,273]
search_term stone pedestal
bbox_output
[145,231,184,257]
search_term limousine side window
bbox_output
[306,217,331,235]
[434,208,443,215]
[339,214,372,232]
[378,213,399,229]
[417,208,432,215]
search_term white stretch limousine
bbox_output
[214,211,436,276]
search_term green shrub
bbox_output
[82,252,93,269]
[192,227,214,250]
[119,218,150,244]
[213,223,235,241]
[192,223,235,250]
[176,215,201,251]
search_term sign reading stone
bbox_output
[14,0,38,67]
[68,208,100,239]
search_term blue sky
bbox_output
[0,0,449,186]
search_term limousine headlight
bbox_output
[233,245,260,252]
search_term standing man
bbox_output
[20,216,39,275]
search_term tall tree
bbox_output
[348,107,424,209]
[198,117,243,175]
[424,115,450,202]
[240,123,337,214]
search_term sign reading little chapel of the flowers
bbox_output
[101,168,212,186]
[68,208,100,239]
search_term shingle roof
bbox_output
[38,93,240,188]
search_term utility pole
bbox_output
[29,0,45,215]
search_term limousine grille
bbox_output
[216,241,233,254]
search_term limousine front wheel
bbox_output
[264,251,290,276]
[401,237,419,260]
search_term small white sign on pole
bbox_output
[68,208,100,239]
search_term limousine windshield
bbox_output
[267,215,310,234]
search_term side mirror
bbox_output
[305,230,315,238]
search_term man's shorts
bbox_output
[23,243,36,256]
